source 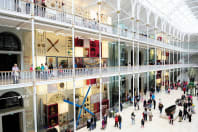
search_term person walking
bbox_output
[94,115,97,129]
[120,103,123,112]
[178,110,183,122]
[183,108,188,120]
[169,113,174,125]
[188,110,192,122]
[153,99,156,109]
[118,114,122,129]
[131,112,135,125]
[143,108,148,121]
[141,118,145,128]
[148,109,153,121]
[158,103,164,114]
[114,114,118,128]
[104,114,107,126]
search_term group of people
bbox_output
[178,94,194,123]
[87,116,97,131]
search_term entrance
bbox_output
[2,113,21,132]
[0,54,20,71]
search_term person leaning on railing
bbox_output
[12,64,20,84]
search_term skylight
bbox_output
[142,0,198,33]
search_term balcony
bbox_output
[0,64,195,88]
[0,0,189,52]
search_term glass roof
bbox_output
[142,0,198,33]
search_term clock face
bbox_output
[60,83,64,88]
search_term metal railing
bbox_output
[0,0,191,52]
[0,0,32,15]
[0,64,195,86]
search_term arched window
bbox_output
[0,32,21,51]
[0,92,23,109]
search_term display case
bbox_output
[45,103,59,128]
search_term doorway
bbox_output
[0,54,20,71]
[2,112,22,132]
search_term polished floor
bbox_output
[79,89,198,132]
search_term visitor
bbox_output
[178,110,183,122]
[104,114,107,126]
[44,63,48,79]
[102,119,105,129]
[58,64,63,76]
[30,64,33,72]
[148,109,153,121]
[12,64,20,84]
[169,113,174,125]
[49,63,53,76]
[118,114,122,129]
[158,102,164,114]
[87,118,91,130]
[143,108,148,121]
[91,116,94,130]
[41,0,46,17]
[131,112,135,125]
[94,115,97,129]
[168,88,171,94]
[148,98,152,109]
[183,87,186,94]
[143,99,147,108]
[188,109,192,122]
[134,99,137,110]
[183,108,188,120]
[141,118,145,128]
[26,0,31,14]
[114,114,118,128]
[152,93,155,100]
[153,99,156,109]
[120,102,123,112]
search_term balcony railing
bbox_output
[0,0,189,52]
[0,64,195,86]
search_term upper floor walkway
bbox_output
[0,64,197,90]
[0,0,196,53]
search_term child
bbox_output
[115,115,118,127]
[141,118,145,128]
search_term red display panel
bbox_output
[75,38,84,47]
[90,40,99,57]
[86,79,97,85]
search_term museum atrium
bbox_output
[0,0,198,132]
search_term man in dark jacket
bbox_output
[118,114,122,129]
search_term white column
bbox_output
[31,1,37,131]
[98,0,103,122]
[137,73,140,96]
[147,72,149,93]
[71,0,76,130]
[188,35,190,64]
[117,0,121,113]
[132,21,135,70]
[147,25,149,66]
[137,21,140,67]
[133,74,135,107]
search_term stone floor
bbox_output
[78,89,198,132]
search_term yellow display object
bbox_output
[102,41,109,58]
[58,102,68,114]
[75,47,84,57]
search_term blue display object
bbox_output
[63,85,95,128]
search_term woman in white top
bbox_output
[12,64,20,83]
